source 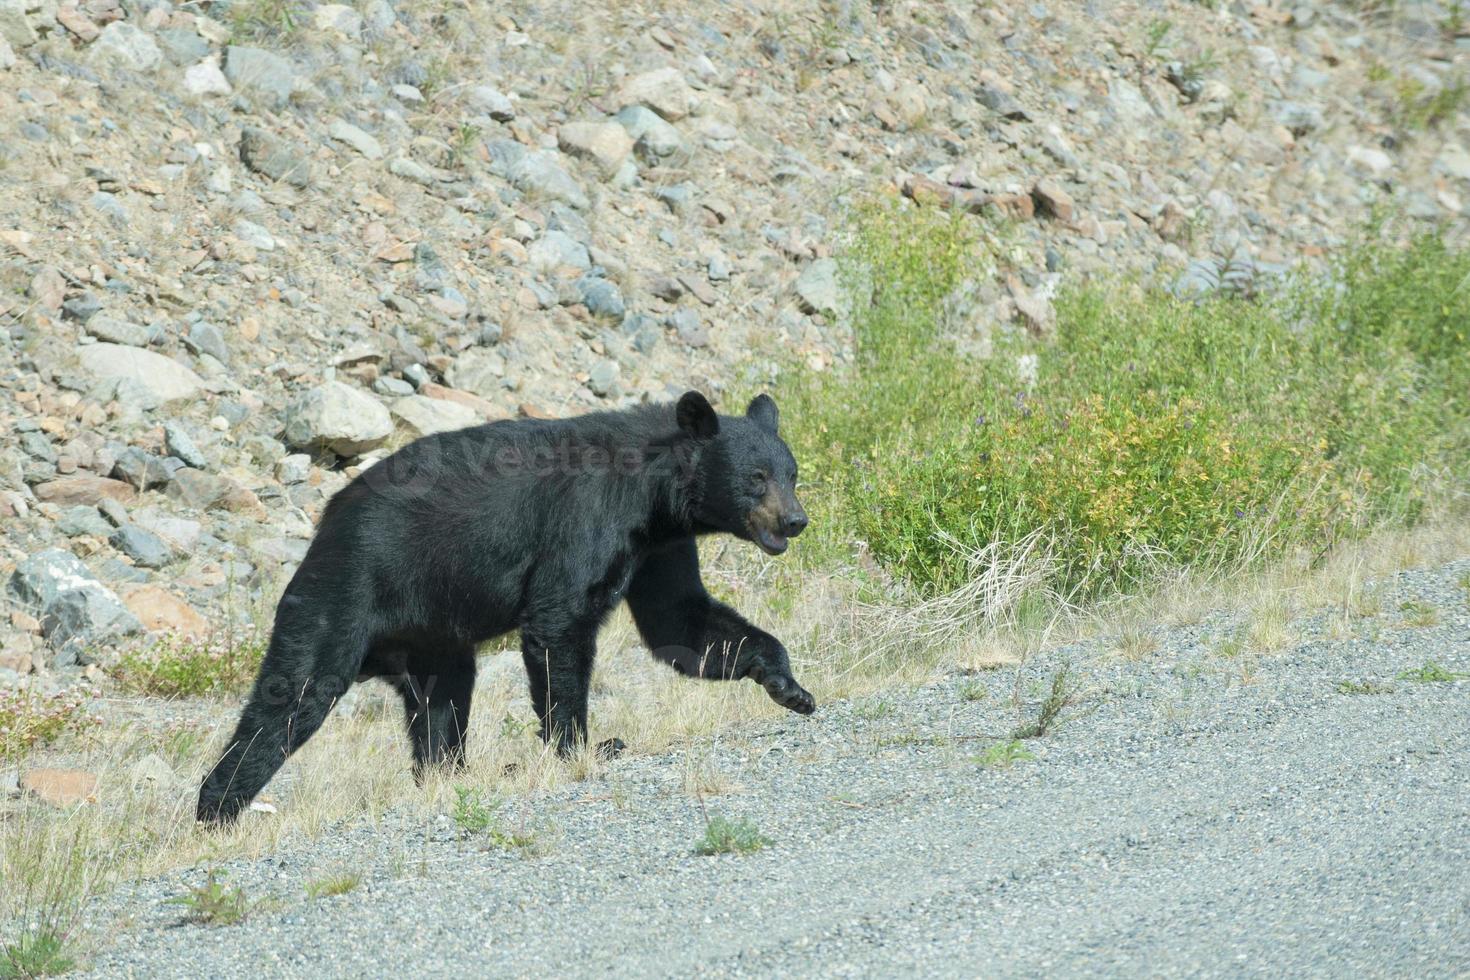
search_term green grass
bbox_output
[304,873,361,900]
[1396,662,1470,683]
[167,871,256,927]
[1397,600,1440,627]
[451,788,537,851]
[112,632,266,699]
[0,690,94,761]
[958,679,988,702]
[974,739,1036,769]
[1336,679,1394,695]
[0,929,74,978]
[695,815,769,856]
[775,201,1470,601]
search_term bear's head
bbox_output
[677,391,808,555]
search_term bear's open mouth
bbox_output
[751,524,789,556]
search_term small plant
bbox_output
[1397,599,1440,627]
[1143,18,1173,58]
[696,815,769,856]
[305,873,361,900]
[0,928,74,978]
[0,689,94,760]
[113,631,266,699]
[498,714,538,740]
[168,871,255,927]
[1012,665,1078,739]
[1396,662,1469,683]
[854,697,896,720]
[451,788,538,851]
[1336,679,1394,695]
[1114,625,1159,659]
[1457,569,1470,593]
[958,679,988,702]
[974,739,1036,769]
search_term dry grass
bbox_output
[3,511,1468,956]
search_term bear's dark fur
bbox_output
[197,391,813,823]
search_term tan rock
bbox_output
[22,769,98,807]
[34,475,136,506]
[123,585,210,636]
[558,121,634,177]
[1032,177,1074,222]
[616,67,693,120]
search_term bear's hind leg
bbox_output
[197,628,363,824]
[397,647,476,781]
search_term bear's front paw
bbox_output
[595,737,626,760]
[762,674,816,715]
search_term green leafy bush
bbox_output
[0,690,95,761]
[780,199,1470,597]
[113,632,266,699]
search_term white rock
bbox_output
[182,57,231,96]
[313,3,362,36]
[1347,145,1393,179]
[390,395,480,437]
[77,343,203,403]
[0,0,37,48]
[328,119,383,159]
[283,381,393,456]
[557,121,634,177]
[90,22,162,73]
[0,34,15,70]
[444,348,506,399]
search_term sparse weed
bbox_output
[1336,679,1394,695]
[958,679,988,702]
[0,928,74,978]
[1114,625,1159,659]
[0,689,95,761]
[167,871,255,927]
[305,873,361,900]
[854,696,896,720]
[1396,662,1469,683]
[1397,599,1440,627]
[974,739,1037,769]
[451,788,538,851]
[112,632,266,699]
[1013,665,1078,739]
[696,815,769,856]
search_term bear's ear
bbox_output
[746,394,779,435]
[676,390,720,440]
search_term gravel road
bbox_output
[86,559,1470,978]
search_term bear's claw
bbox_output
[762,674,816,715]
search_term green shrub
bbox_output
[113,632,266,699]
[778,198,1470,598]
[695,815,769,856]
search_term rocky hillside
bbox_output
[1,0,1468,681]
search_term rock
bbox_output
[0,35,13,70]
[78,343,204,404]
[389,158,437,185]
[224,46,296,106]
[0,0,38,48]
[239,127,311,187]
[616,67,694,120]
[182,56,231,96]
[1434,145,1470,181]
[110,525,172,568]
[616,105,686,162]
[233,218,274,251]
[1032,178,1074,222]
[56,506,113,538]
[1009,276,1054,336]
[671,308,708,347]
[313,3,361,36]
[21,769,98,807]
[112,447,175,490]
[557,121,634,177]
[157,27,209,65]
[978,84,1028,120]
[1270,100,1323,137]
[283,381,393,456]
[1107,79,1154,123]
[34,476,136,506]
[185,321,230,365]
[90,22,162,73]
[794,258,841,315]
[163,422,208,469]
[467,85,514,120]
[1346,145,1393,179]
[390,395,480,437]
[129,753,185,793]
[588,359,620,397]
[444,347,505,399]
[7,549,142,658]
[328,119,383,159]
[129,510,202,551]
[509,151,588,209]
[85,314,149,347]
[528,231,591,275]
[577,277,625,319]
[275,454,311,484]
[123,585,208,635]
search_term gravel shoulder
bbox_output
[84,559,1470,978]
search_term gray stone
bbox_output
[283,381,393,456]
[0,0,37,47]
[558,121,634,177]
[328,119,384,160]
[616,106,686,162]
[78,344,204,405]
[110,525,172,568]
[20,431,55,463]
[224,46,296,106]
[794,258,842,315]
[163,422,209,470]
[91,192,129,228]
[670,308,708,347]
[588,359,620,397]
[373,376,415,397]
[185,321,230,365]
[467,85,514,121]
[444,347,505,399]
[1107,79,1154,123]
[232,218,274,250]
[85,314,150,347]
[274,454,312,484]
[978,85,1028,120]
[507,150,589,209]
[56,506,113,538]
[112,447,174,490]
[90,23,162,73]
[578,277,626,319]
[1270,100,1323,136]
[239,127,311,187]
[616,67,693,120]
[156,27,210,66]
[389,158,436,186]
[7,549,141,662]
[528,231,591,274]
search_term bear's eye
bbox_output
[751,469,769,487]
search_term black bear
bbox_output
[197,391,813,823]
